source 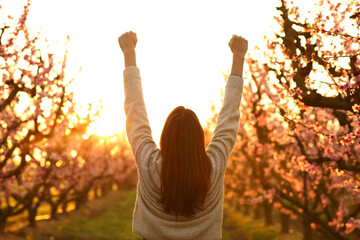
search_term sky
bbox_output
[3,0,280,145]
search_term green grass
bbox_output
[14,189,141,240]
[58,190,140,240]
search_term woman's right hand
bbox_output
[118,31,137,67]
[229,35,248,76]
[228,34,248,58]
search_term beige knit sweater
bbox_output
[123,66,243,240]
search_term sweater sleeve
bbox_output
[206,74,243,174]
[123,66,157,168]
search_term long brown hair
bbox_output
[159,106,211,218]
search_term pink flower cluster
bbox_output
[353,104,360,113]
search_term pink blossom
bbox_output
[355,129,360,137]
[343,133,354,144]
[339,81,350,91]
[345,218,360,234]
[329,134,337,144]
[352,104,360,113]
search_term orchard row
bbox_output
[219,1,360,240]
[0,0,136,233]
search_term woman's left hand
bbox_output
[118,31,137,54]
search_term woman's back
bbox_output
[119,32,247,240]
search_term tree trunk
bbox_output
[303,218,312,240]
[281,213,290,233]
[28,207,37,228]
[235,201,241,211]
[302,173,312,240]
[0,216,7,233]
[263,200,273,226]
[62,200,68,214]
[253,203,262,219]
[243,204,250,216]
[75,192,88,210]
[101,182,112,196]
[50,203,58,220]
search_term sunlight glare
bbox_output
[86,108,125,137]
[4,0,282,143]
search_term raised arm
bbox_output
[119,32,157,167]
[207,35,248,173]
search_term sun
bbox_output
[86,118,122,136]
[85,104,126,137]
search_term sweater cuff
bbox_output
[123,66,140,80]
[229,74,243,79]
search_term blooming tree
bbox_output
[221,0,360,239]
[0,0,136,232]
[0,0,73,231]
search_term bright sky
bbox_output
[3,0,280,145]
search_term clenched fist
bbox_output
[228,35,248,57]
[118,31,137,54]
[229,34,248,76]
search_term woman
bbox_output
[118,31,247,240]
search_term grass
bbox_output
[222,203,276,240]
[222,203,302,240]
[57,189,141,240]
[3,189,302,240]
